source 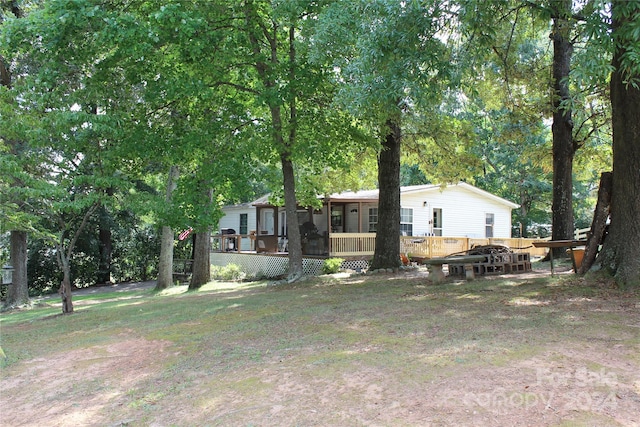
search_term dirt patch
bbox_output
[207,347,638,426]
[0,338,171,427]
[1,272,638,426]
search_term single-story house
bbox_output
[217,183,520,256]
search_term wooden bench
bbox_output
[532,240,587,275]
[423,255,487,283]
[173,259,194,284]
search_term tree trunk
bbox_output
[282,154,304,282]
[244,6,304,282]
[0,54,10,88]
[284,25,303,283]
[550,0,576,257]
[595,1,640,286]
[58,253,73,314]
[55,204,98,314]
[578,172,611,274]
[371,117,402,271]
[157,226,175,289]
[518,191,530,238]
[97,206,112,284]
[156,166,179,291]
[189,230,211,290]
[3,230,29,309]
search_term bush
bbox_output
[322,258,344,274]
[211,264,246,281]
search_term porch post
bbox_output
[256,206,261,233]
[358,202,362,232]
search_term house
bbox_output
[217,183,520,257]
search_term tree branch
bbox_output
[212,81,260,95]
[65,202,99,262]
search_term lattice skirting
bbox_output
[340,259,369,272]
[210,253,369,278]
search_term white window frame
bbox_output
[400,207,413,236]
[485,213,495,238]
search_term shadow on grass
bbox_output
[1,270,638,426]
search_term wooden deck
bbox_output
[212,233,548,259]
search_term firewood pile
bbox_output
[448,245,531,276]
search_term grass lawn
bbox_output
[1,267,639,426]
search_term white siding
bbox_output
[400,193,431,236]
[218,184,515,244]
[402,186,513,238]
[219,205,256,249]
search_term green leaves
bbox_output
[314,0,455,126]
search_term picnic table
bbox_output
[532,240,587,275]
[423,255,487,283]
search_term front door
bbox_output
[432,208,443,236]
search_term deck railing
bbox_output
[328,233,377,256]
[329,234,548,258]
[540,227,591,241]
[211,234,255,252]
[212,233,550,258]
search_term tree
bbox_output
[4,231,28,308]
[189,0,368,281]
[1,1,29,309]
[595,0,640,286]
[457,0,614,248]
[548,0,577,254]
[1,0,154,312]
[55,202,99,314]
[156,166,179,291]
[240,1,305,280]
[314,0,456,269]
[189,231,211,290]
[96,186,116,284]
[3,0,256,298]
[470,108,553,237]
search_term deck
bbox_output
[212,233,549,259]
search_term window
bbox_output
[433,208,442,236]
[400,208,413,236]
[485,213,495,238]
[331,207,342,231]
[368,207,378,232]
[239,214,248,235]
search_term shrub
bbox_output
[211,264,246,281]
[322,258,344,274]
